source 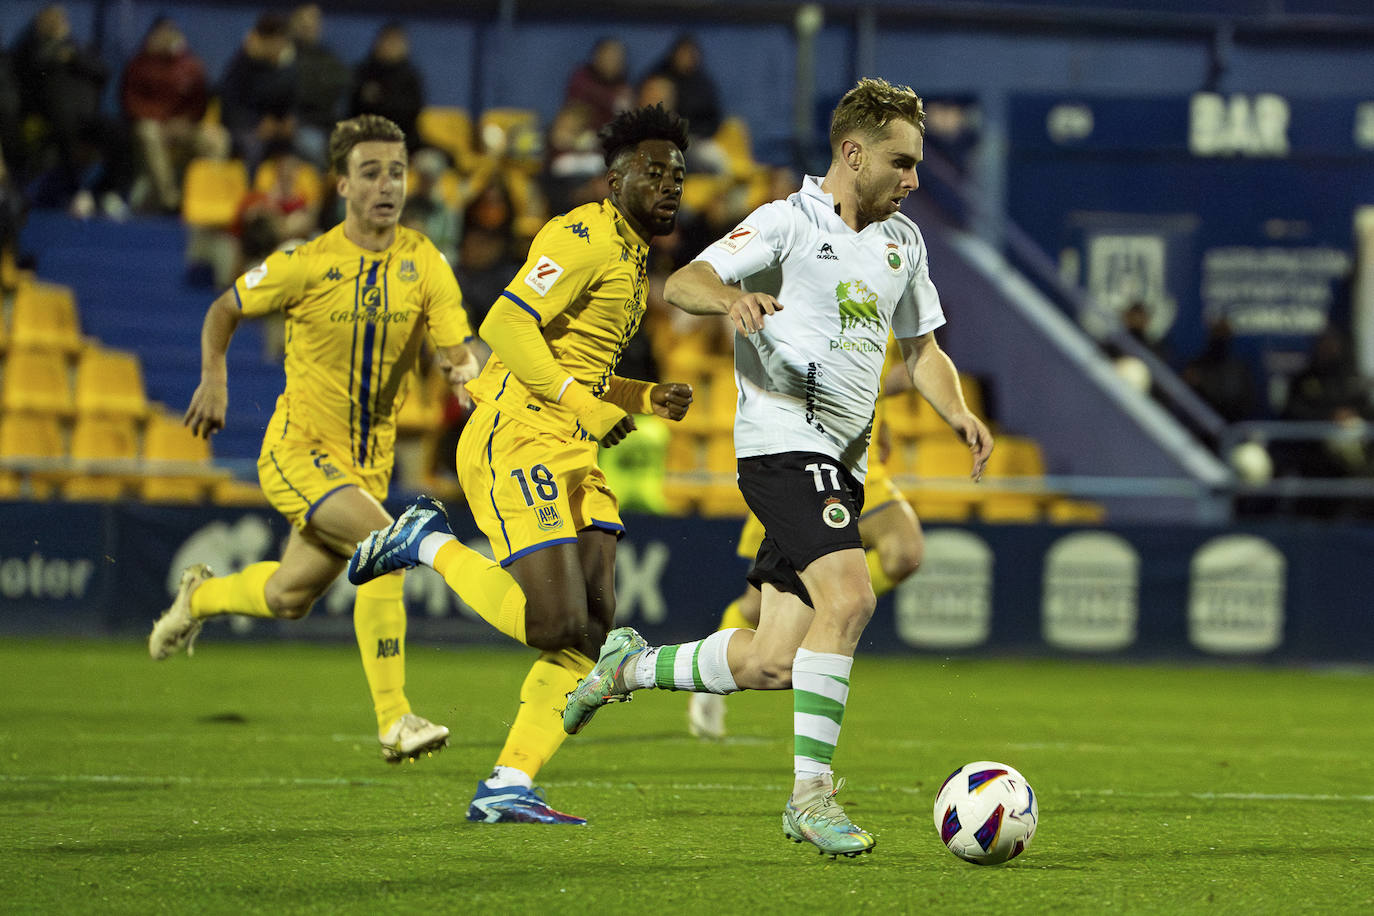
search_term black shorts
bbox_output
[737,451,866,607]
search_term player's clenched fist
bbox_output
[651,382,694,421]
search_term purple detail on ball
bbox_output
[1009,839,1026,860]
[968,768,1008,794]
[973,804,1004,851]
[937,767,962,797]
[940,806,961,845]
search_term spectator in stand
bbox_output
[232,139,317,273]
[0,34,20,178]
[1279,326,1374,486]
[638,34,726,173]
[1181,318,1258,424]
[121,16,227,213]
[13,3,132,217]
[288,4,350,168]
[219,12,299,172]
[401,146,460,263]
[544,101,610,213]
[351,22,424,152]
[563,38,632,131]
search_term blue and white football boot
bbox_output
[348,495,452,585]
[467,781,587,825]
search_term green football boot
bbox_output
[782,777,877,858]
[562,627,647,734]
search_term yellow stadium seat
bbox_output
[139,411,224,503]
[978,435,1046,523]
[74,348,148,419]
[1048,498,1107,525]
[479,108,543,170]
[181,158,249,229]
[11,281,81,354]
[907,436,980,521]
[712,117,758,180]
[253,158,324,207]
[63,415,140,501]
[959,373,985,419]
[1,347,74,416]
[0,411,66,498]
[417,106,475,170]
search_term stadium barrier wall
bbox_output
[1,502,1371,664]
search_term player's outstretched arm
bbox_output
[603,376,694,422]
[437,342,482,409]
[899,332,994,480]
[664,261,782,336]
[184,289,242,439]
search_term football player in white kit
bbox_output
[562,78,993,857]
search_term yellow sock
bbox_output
[866,548,897,598]
[718,599,755,632]
[354,572,411,733]
[189,562,277,619]
[432,540,527,644]
[494,649,592,778]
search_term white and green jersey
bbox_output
[694,176,946,479]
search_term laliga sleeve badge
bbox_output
[822,497,852,529]
[243,262,269,288]
[714,224,757,254]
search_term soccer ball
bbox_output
[933,761,1038,865]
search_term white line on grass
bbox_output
[5,774,1371,804]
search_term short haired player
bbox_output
[347,105,694,825]
[147,114,481,764]
[562,78,992,857]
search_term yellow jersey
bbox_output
[234,223,471,469]
[467,200,650,441]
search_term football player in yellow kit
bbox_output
[349,104,693,823]
[148,115,481,764]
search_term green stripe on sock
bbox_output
[655,645,679,688]
[690,640,705,692]
[795,688,846,725]
[794,735,836,765]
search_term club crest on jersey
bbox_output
[714,224,757,254]
[243,262,268,289]
[885,243,902,271]
[524,256,564,296]
[822,497,851,529]
[398,259,418,282]
[535,504,564,531]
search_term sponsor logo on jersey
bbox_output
[835,279,882,333]
[398,259,419,282]
[816,243,839,260]
[324,266,343,282]
[310,450,344,480]
[714,224,757,254]
[524,256,565,296]
[567,221,591,242]
[243,262,268,289]
[535,504,563,531]
[886,243,902,271]
[822,497,851,529]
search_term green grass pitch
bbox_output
[2,638,1371,913]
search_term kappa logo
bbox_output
[567,221,591,242]
[714,224,758,254]
[524,255,565,296]
[324,266,343,282]
[816,243,839,261]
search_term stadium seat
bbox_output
[0,411,66,498]
[181,158,249,229]
[253,158,324,207]
[978,434,1047,523]
[479,108,543,172]
[1,347,74,416]
[907,436,980,521]
[10,281,81,354]
[138,410,225,503]
[74,348,149,419]
[417,106,476,170]
[712,116,759,180]
[63,414,140,501]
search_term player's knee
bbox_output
[883,539,923,582]
[264,581,313,620]
[524,607,587,652]
[753,655,794,689]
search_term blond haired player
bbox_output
[563,79,993,857]
[148,115,480,764]
[687,344,924,740]
[349,105,694,824]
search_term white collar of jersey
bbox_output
[797,175,832,206]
